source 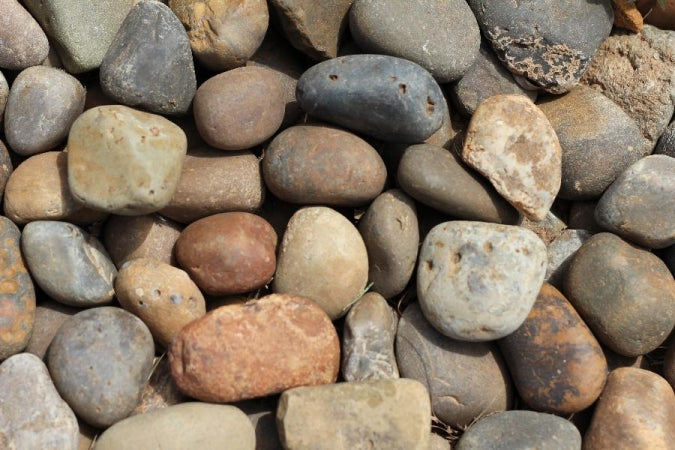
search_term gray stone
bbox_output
[277,379,431,450]
[100,0,196,116]
[0,353,78,450]
[48,307,155,428]
[296,54,446,143]
[0,0,49,70]
[545,229,592,289]
[21,221,117,307]
[595,155,675,249]
[655,121,675,158]
[467,0,613,94]
[25,300,78,359]
[417,221,547,341]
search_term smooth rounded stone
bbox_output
[263,124,387,207]
[193,66,284,150]
[595,155,675,249]
[277,379,431,450]
[169,293,339,402]
[103,214,182,269]
[160,148,264,223]
[424,96,461,149]
[456,410,581,450]
[584,368,675,449]
[498,284,608,414]
[0,0,49,70]
[397,144,519,224]
[654,120,675,158]
[0,71,8,122]
[564,232,675,356]
[417,221,547,341]
[131,356,185,416]
[0,353,78,449]
[0,217,36,361]
[396,303,513,428]
[538,85,651,200]
[21,221,117,307]
[297,54,446,143]
[4,66,85,156]
[358,189,418,299]
[461,95,562,221]
[349,0,479,83]
[67,105,187,215]
[581,25,675,142]
[342,292,399,381]
[466,0,613,94]
[175,212,277,296]
[545,229,592,289]
[274,206,369,320]
[518,209,566,245]
[4,151,109,225]
[170,0,268,72]
[24,300,78,359]
[0,140,11,197]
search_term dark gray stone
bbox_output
[655,121,675,158]
[233,396,282,450]
[296,54,446,142]
[100,0,196,115]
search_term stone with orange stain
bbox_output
[611,0,644,32]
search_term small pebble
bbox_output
[0,0,49,70]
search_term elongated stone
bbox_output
[0,0,49,70]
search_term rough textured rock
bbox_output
[654,120,675,158]
[277,379,431,450]
[24,300,78,360]
[169,294,339,402]
[417,221,547,341]
[0,0,49,70]
[297,54,446,142]
[545,229,592,289]
[462,95,562,221]
[612,0,643,32]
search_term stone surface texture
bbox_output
[0,0,49,70]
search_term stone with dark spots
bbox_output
[296,54,446,143]
[0,0,49,70]
[654,120,675,158]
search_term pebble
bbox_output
[397,143,519,224]
[174,212,277,296]
[24,300,78,360]
[396,303,513,428]
[0,353,78,449]
[67,105,187,215]
[584,368,675,449]
[21,221,117,307]
[47,307,155,428]
[193,66,284,150]
[417,221,547,341]
[277,379,431,450]
[545,229,592,288]
[114,258,206,348]
[0,0,49,70]
[654,120,675,158]
[274,206,368,320]
[0,217,35,361]
[349,0,480,83]
[539,85,651,200]
[263,124,386,206]
[358,189,419,299]
[456,410,582,450]
[0,71,8,121]
[342,292,399,381]
[462,95,562,221]
[466,0,613,93]
[518,209,567,245]
[131,356,185,416]
[564,232,675,356]
[595,155,675,249]
[169,293,339,402]
[169,0,268,72]
[160,147,265,223]
[296,54,446,143]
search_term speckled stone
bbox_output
[545,229,592,288]
[0,0,49,70]
[24,300,78,360]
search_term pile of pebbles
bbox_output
[0,0,674,449]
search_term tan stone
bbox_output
[611,0,644,32]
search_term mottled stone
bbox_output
[131,356,185,416]
[21,221,117,307]
[24,300,78,359]
[545,229,592,289]
[654,120,675,158]
[462,95,562,221]
[277,379,430,450]
[0,0,49,70]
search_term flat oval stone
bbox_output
[175,212,277,296]
[498,283,608,414]
[263,124,386,207]
[397,144,519,224]
[4,66,85,156]
[0,353,78,449]
[462,95,562,221]
[67,105,187,215]
[100,0,196,115]
[0,217,36,361]
[21,221,117,307]
[595,155,675,249]
[545,229,592,289]
[417,221,547,341]
[274,206,368,320]
[0,0,49,70]
[564,232,675,356]
[24,300,77,360]
[48,307,155,428]
[296,54,446,143]
[169,293,339,402]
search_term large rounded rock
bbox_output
[0,0,49,70]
